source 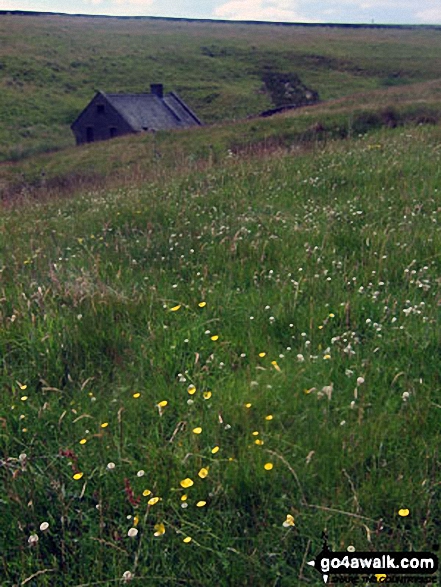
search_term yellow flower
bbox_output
[245,403,252,408]
[318,325,324,330]
[196,500,206,507]
[154,523,165,536]
[181,494,188,501]
[398,508,410,517]
[183,536,192,543]
[198,467,209,479]
[264,463,273,471]
[20,396,28,402]
[252,431,259,436]
[203,391,212,400]
[148,497,160,506]
[79,438,87,445]
[157,400,168,408]
[323,354,331,360]
[133,516,139,527]
[258,352,266,358]
[73,472,84,480]
[329,313,335,318]
[187,385,196,395]
[142,489,152,497]
[198,302,206,308]
[211,446,220,454]
[304,388,315,394]
[210,335,219,341]
[283,514,295,527]
[192,427,202,435]
[180,478,194,488]
[265,414,273,421]
[271,360,281,372]
[100,422,109,428]
[18,383,27,390]
[133,392,141,399]
[170,305,181,312]
[255,439,264,446]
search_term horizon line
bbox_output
[1,9,440,28]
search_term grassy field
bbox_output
[1,13,441,587]
[1,14,441,160]
[1,122,440,585]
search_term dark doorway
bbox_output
[86,127,94,143]
[109,127,118,138]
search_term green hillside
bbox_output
[1,14,441,587]
[1,14,441,161]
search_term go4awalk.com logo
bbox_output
[308,535,439,584]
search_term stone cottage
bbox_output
[71,84,202,144]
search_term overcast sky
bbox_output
[1,0,440,24]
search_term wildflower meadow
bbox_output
[1,123,440,585]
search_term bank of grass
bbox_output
[0,123,440,585]
[2,77,441,202]
[2,14,441,160]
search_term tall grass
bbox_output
[1,124,440,585]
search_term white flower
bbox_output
[122,570,134,582]
[296,354,305,362]
[106,462,116,471]
[28,533,39,545]
[127,527,138,538]
[39,522,49,531]
[137,470,145,477]
[356,377,365,386]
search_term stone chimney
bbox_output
[150,84,163,98]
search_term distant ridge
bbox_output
[1,10,440,29]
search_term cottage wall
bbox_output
[71,93,135,145]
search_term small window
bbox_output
[109,127,118,138]
[97,104,105,114]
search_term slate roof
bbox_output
[103,91,202,131]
